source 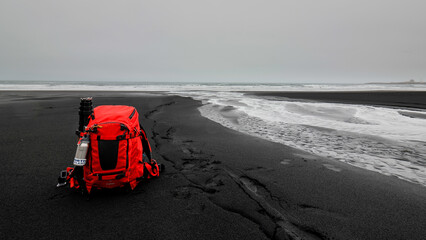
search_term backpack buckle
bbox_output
[120,124,129,131]
[116,134,126,140]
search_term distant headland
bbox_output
[368,80,426,85]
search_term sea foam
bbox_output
[172,90,426,187]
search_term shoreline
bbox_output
[247,91,426,110]
[1,91,426,239]
[2,89,426,108]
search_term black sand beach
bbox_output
[1,91,426,240]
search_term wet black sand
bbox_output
[248,91,426,110]
[1,91,426,240]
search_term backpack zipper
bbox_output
[126,139,129,169]
[129,108,136,119]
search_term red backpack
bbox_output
[62,105,160,194]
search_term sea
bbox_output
[2,80,426,187]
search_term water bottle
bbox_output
[73,135,90,166]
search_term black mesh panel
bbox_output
[98,140,119,170]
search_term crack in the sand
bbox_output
[144,101,176,119]
[224,168,326,240]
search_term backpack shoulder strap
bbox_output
[139,123,152,161]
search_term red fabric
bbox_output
[144,160,160,178]
[69,105,159,193]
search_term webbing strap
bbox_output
[94,132,140,141]
[115,132,141,140]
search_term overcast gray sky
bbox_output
[0,0,425,83]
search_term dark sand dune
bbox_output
[1,91,426,240]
